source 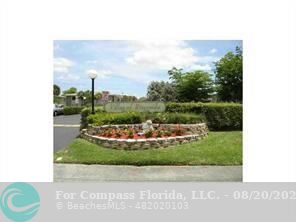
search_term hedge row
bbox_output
[80,103,242,130]
[166,102,242,130]
[81,107,105,129]
[85,112,205,127]
[63,106,85,115]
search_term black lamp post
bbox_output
[87,70,98,114]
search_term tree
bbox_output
[122,95,137,102]
[95,92,102,100]
[53,84,61,96]
[168,67,183,84]
[176,71,214,102]
[168,67,214,102]
[214,46,242,102]
[77,90,85,100]
[138,97,147,102]
[147,81,177,102]
[77,90,103,105]
[78,90,91,105]
[63,87,77,95]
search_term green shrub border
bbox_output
[81,111,205,129]
[86,112,205,126]
[63,106,85,115]
[80,103,242,131]
[166,102,242,130]
[81,107,105,129]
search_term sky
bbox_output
[54,40,242,97]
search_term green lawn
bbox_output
[54,131,242,166]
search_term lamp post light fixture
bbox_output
[87,69,98,114]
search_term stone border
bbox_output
[80,123,208,150]
[86,123,208,135]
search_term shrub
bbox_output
[106,129,113,137]
[115,130,122,138]
[81,103,242,131]
[81,107,105,129]
[201,103,242,130]
[166,102,242,130]
[156,130,163,137]
[87,112,143,126]
[174,125,185,136]
[166,102,203,113]
[164,130,172,137]
[144,130,153,138]
[85,112,205,127]
[64,106,84,115]
[127,129,134,139]
[163,113,205,124]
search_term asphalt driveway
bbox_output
[54,114,81,152]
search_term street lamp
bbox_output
[87,69,98,114]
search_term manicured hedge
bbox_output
[87,112,142,125]
[81,107,105,129]
[80,103,242,130]
[85,112,205,127]
[166,102,242,130]
[64,106,85,115]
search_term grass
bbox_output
[54,131,242,166]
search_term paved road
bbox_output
[54,164,242,182]
[54,114,81,152]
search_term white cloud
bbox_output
[54,57,78,81]
[54,57,74,73]
[95,70,112,78]
[189,64,212,71]
[120,41,220,82]
[125,40,199,70]
[55,41,220,84]
[57,73,80,81]
[109,63,166,83]
[209,48,217,54]
[197,55,220,64]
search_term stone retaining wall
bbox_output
[86,123,208,135]
[81,123,208,150]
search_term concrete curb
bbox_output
[54,164,242,182]
[54,124,80,127]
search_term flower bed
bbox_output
[81,123,208,150]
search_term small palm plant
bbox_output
[156,130,163,138]
[127,129,134,139]
[144,130,153,138]
[115,130,122,138]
